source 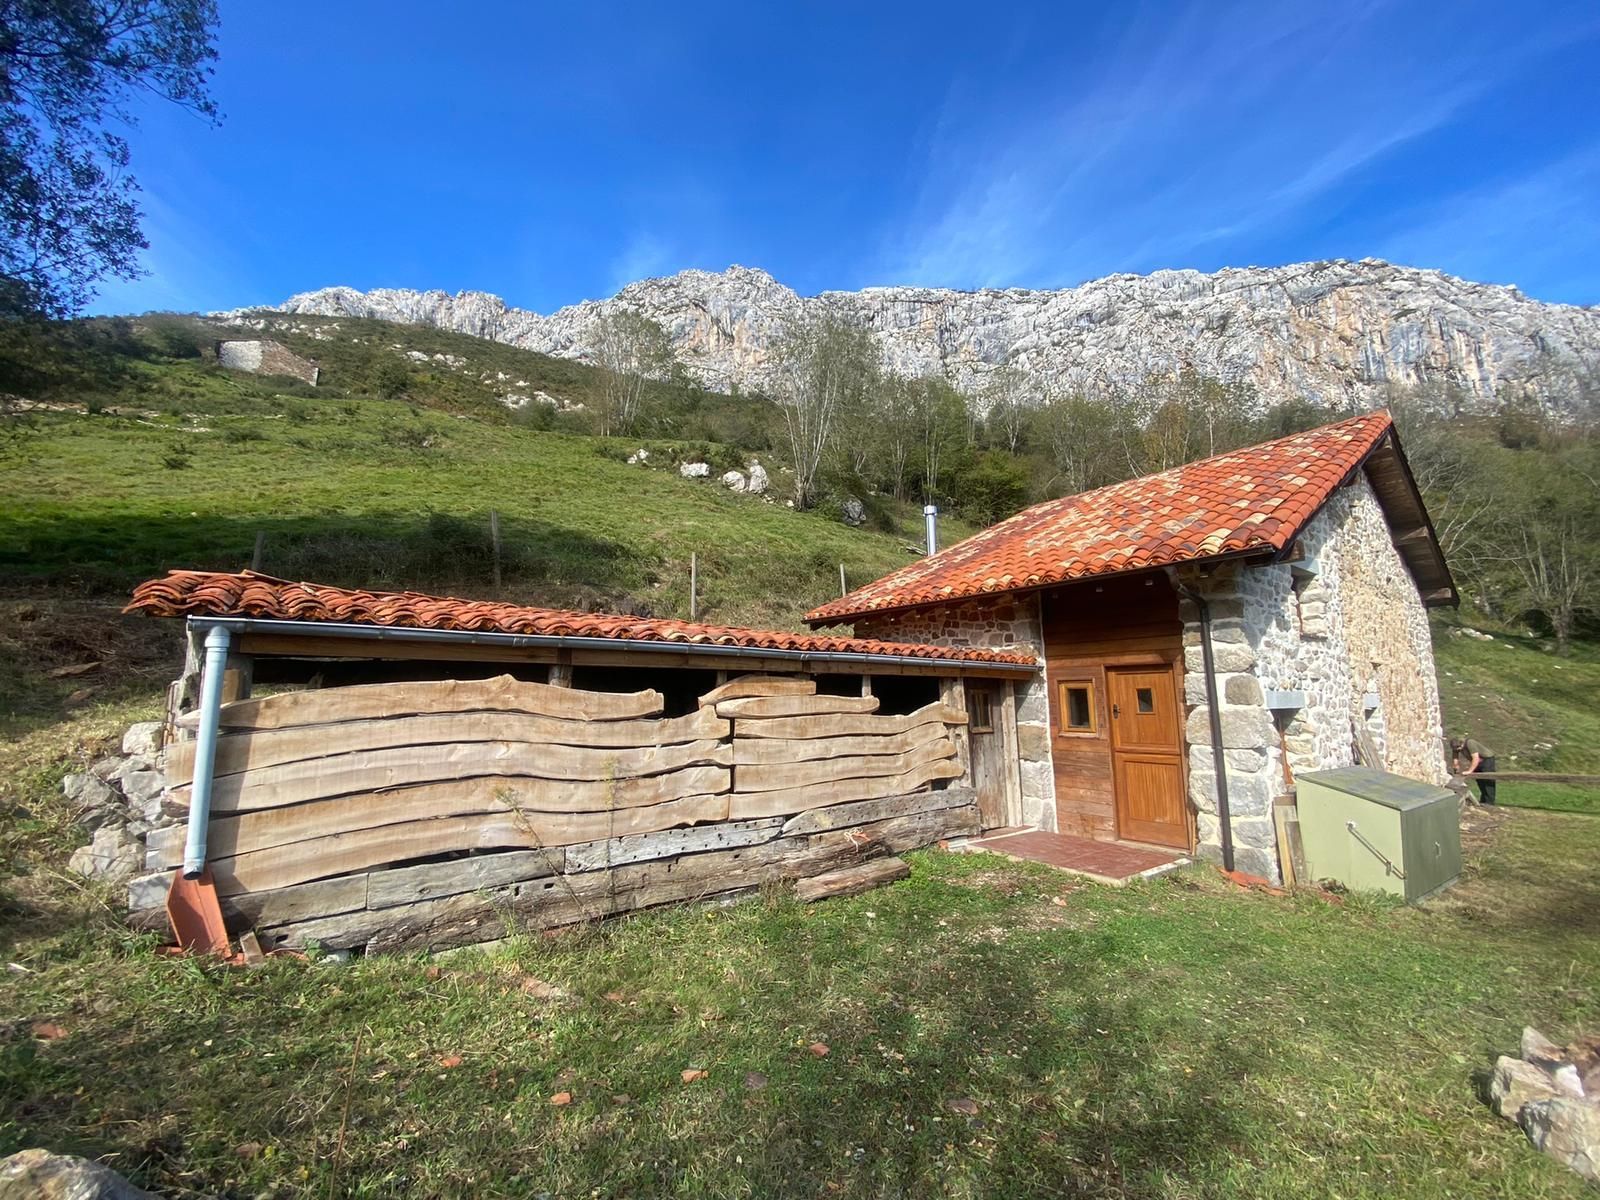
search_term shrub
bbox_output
[162,440,194,470]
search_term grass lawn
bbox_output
[1433,617,1600,816]
[2,680,1596,1197]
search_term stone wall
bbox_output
[1177,474,1448,880]
[218,339,320,386]
[856,595,1056,830]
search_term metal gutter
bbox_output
[182,616,1038,674]
[183,625,232,878]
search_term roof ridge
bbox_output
[805,409,1398,625]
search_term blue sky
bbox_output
[91,0,1600,316]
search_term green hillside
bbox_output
[0,314,959,623]
[1433,612,1600,814]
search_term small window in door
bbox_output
[1059,682,1095,734]
[968,690,993,733]
[1136,686,1155,714]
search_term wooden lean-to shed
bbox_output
[123,570,1035,954]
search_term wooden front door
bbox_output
[965,683,1008,829]
[1107,667,1187,848]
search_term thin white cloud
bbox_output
[877,0,1588,291]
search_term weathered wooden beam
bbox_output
[205,793,731,896]
[697,674,815,706]
[716,694,880,720]
[794,857,910,903]
[728,759,964,819]
[734,739,957,794]
[178,674,664,731]
[170,737,733,814]
[563,818,784,871]
[367,849,565,910]
[780,786,976,836]
[255,802,979,955]
[733,701,965,740]
[731,721,949,766]
[165,706,729,785]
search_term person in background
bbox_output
[1450,733,1496,805]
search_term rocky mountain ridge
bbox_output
[238,260,1600,412]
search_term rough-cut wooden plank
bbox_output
[209,793,731,896]
[367,849,565,910]
[734,701,965,740]
[781,786,977,836]
[716,694,880,720]
[221,873,371,931]
[732,721,950,766]
[564,818,784,871]
[166,706,729,785]
[794,857,910,902]
[940,678,973,786]
[734,738,957,793]
[697,674,815,706]
[259,803,977,954]
[728,758,964,819]
[178,675,664,731]
[161,766,731,863]
[172,738,733,814]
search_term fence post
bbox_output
[690,552,698,621]
[489,510,502,590]
[839,563,847,597]
[250,530,265,572]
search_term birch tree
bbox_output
[771,316,878,508]
[591,309,673,437]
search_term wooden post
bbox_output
[690,552,698,621]
[489,510,502,590]
[251,530,266,572]
[860,674,874,698]
[839,563,847,597]
[548,650,573,688]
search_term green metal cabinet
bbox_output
[1295,767,1461,903]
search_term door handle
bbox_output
[1112,703,1120,718]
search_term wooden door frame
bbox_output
[961,678,1023,829]
[1105,658,1194,851]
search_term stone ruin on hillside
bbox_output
[216,339,319,386]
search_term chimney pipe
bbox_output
[923,505,939,556]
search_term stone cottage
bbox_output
[805,411,1455,882]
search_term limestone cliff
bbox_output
[241,260,1600,411]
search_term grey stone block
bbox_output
[1185,705,1273,750]
[121,721,163,758]
[1223,674,1264,705]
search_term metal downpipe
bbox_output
[182,625,233,879]
[1168,572,1235,873]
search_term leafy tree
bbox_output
[590,308,673,437]
[371,358,409,400]
[0,0,221,316]
[770,315,878,508]
[951,450,1030,524]
[910,374,970,502]
[981,362,1042,454]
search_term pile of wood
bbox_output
[136,673,977,954]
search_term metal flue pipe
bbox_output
[923,505,939,556]
[182,624,233,879]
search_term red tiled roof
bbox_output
[125,571,1035,666]
[807,411,1396,625]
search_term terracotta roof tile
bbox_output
[125,571,1035,667]
[807,411,1394,625]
